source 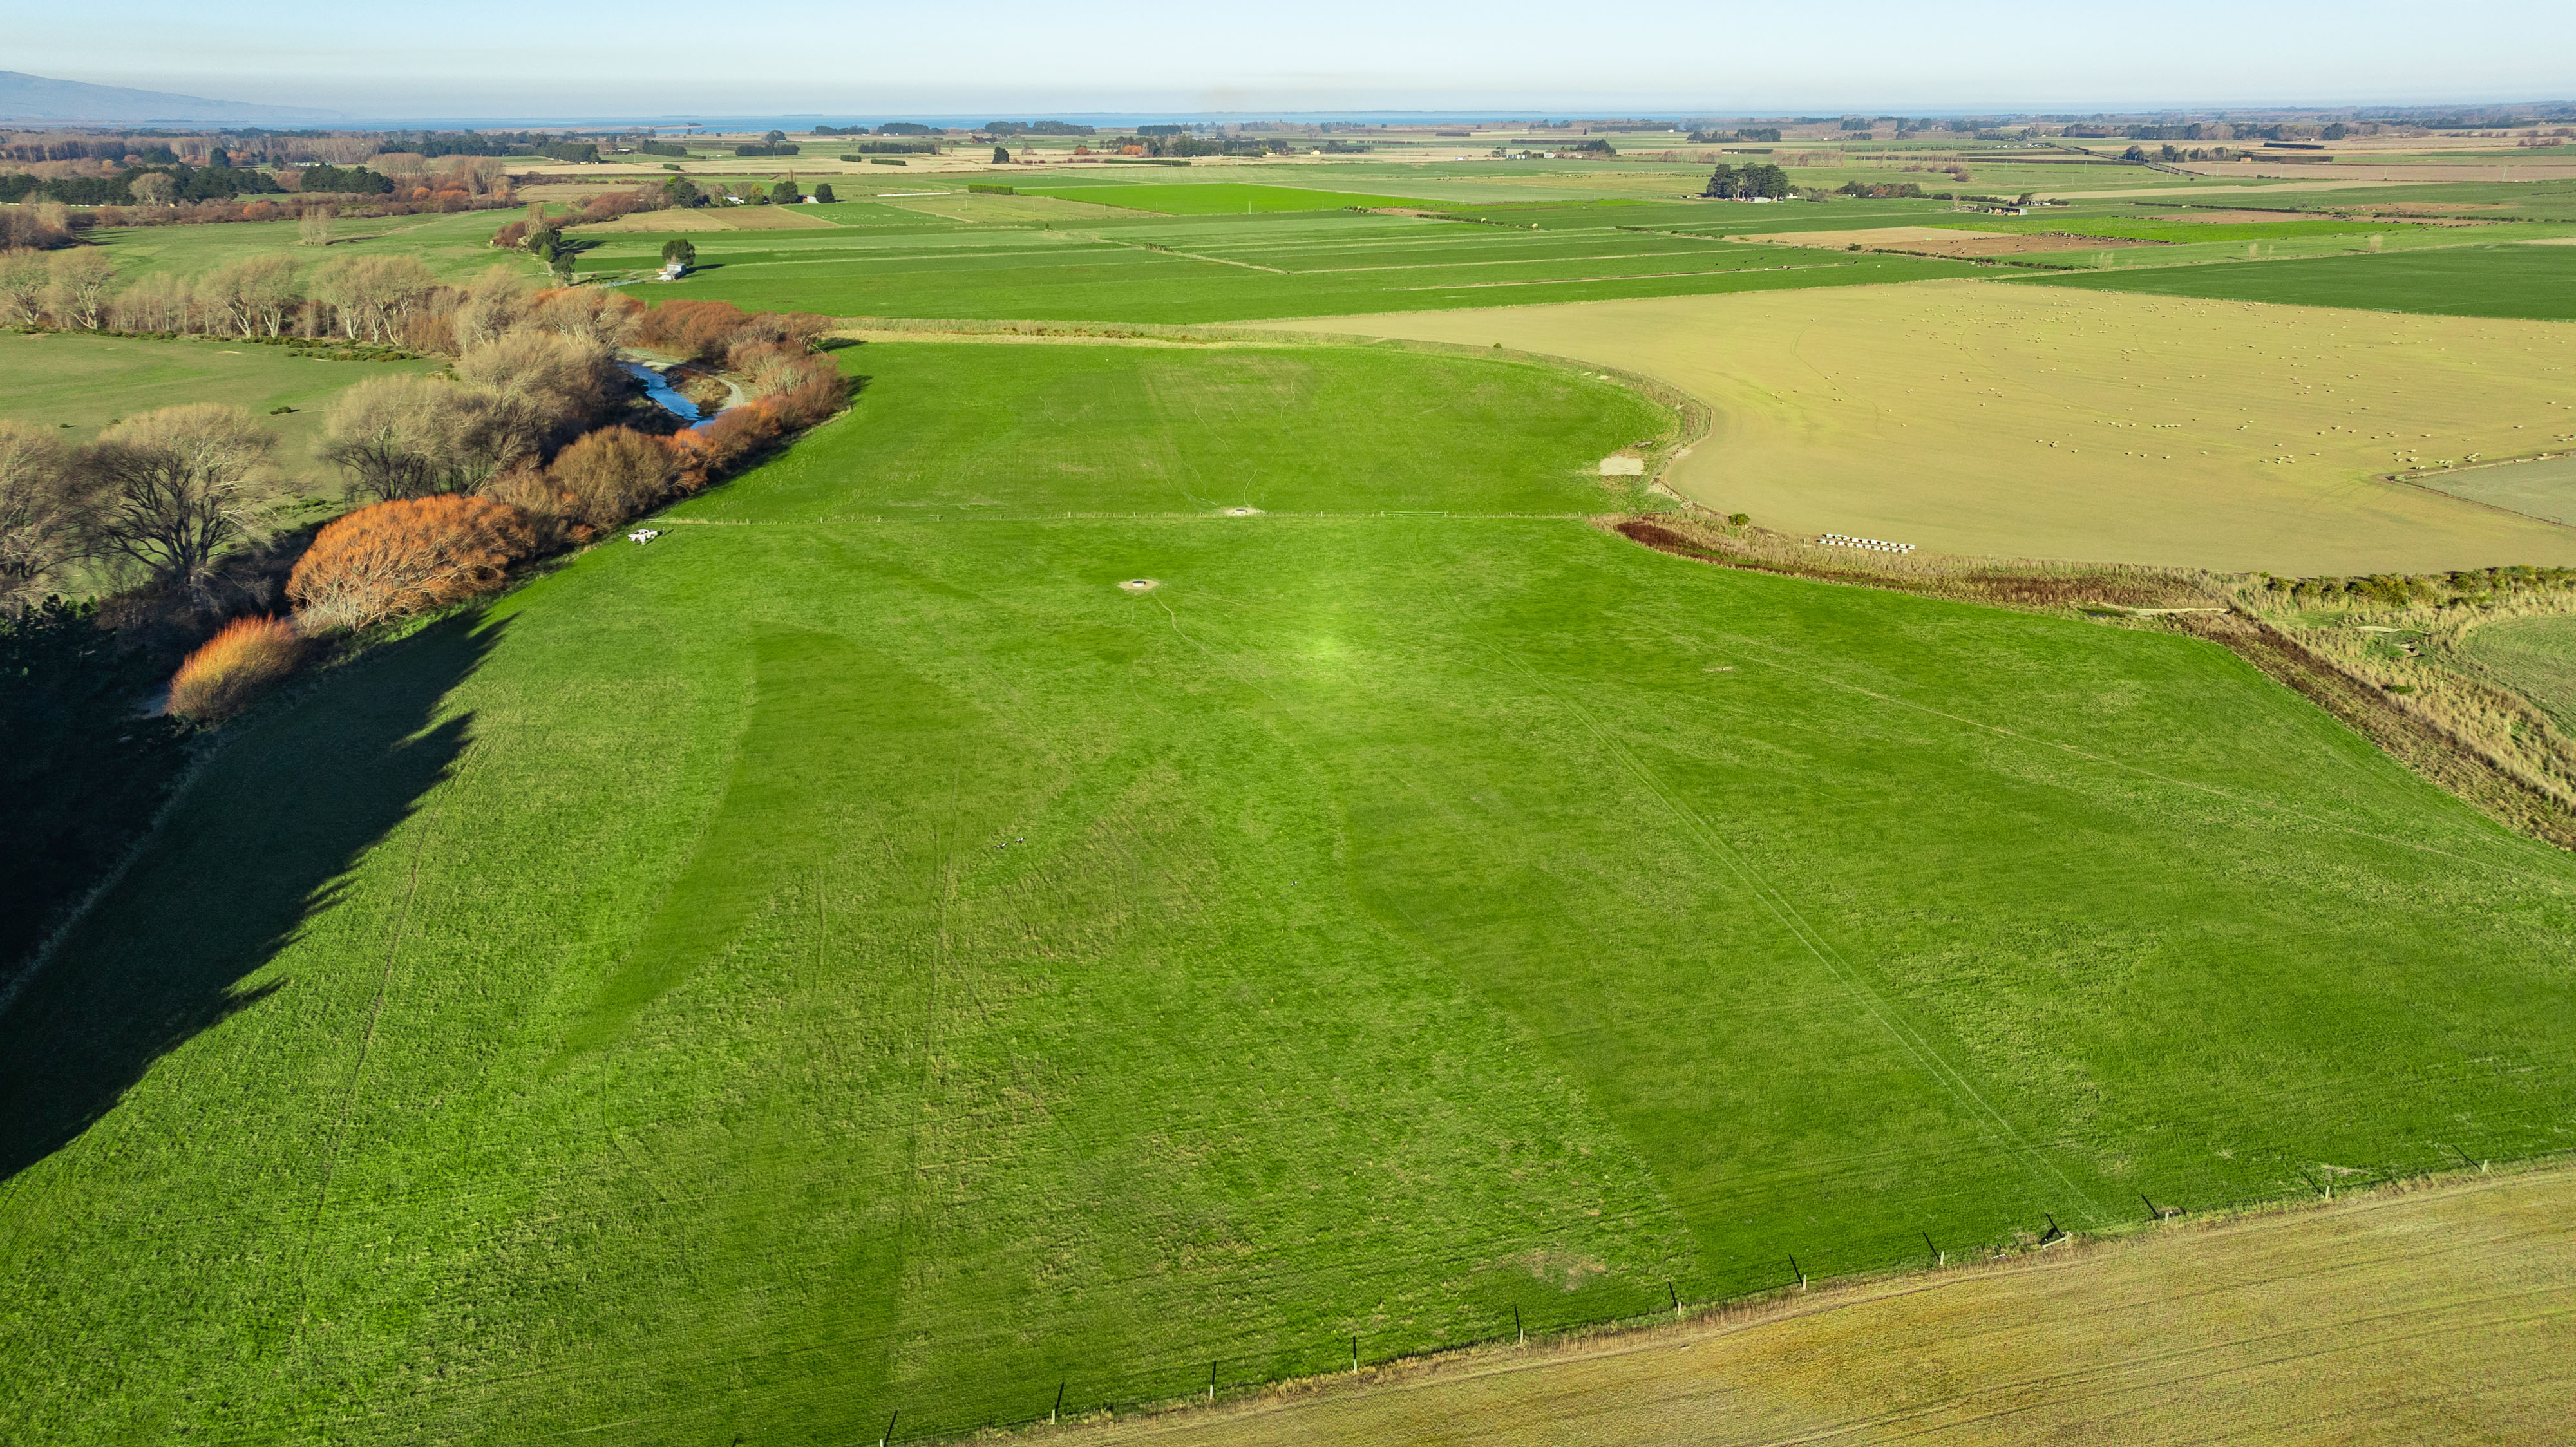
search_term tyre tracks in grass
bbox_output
[1464,621,2111,1229]
[285,737,482,1356]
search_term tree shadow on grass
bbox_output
[0,611,504,1185]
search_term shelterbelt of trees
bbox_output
[0,278,848,969]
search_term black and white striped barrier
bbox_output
[1816,533,1913,554]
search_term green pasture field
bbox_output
[603,209,1985,322]
[8,337,2576,1445]
[2465,614,2576,732]
[0,330,435,493]
[85,209,533,285]
[2409,454,2576,528]
[1015,182,1446,214]
[2022,244,2576,320]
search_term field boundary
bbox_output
[1609,510,2576,851]
[1028,1154,2576,1446]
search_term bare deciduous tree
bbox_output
[320,374,500,501]
[0,420,91,612]
[1,249,56,325]
[313,254,439,343]
[453,330,620,455]
[80,404,279,604]
[44,249,117,330]
[526,287,643,346]
[113,270,193,333]
[129,171,178,207]
[196,254,301,338]
[449,265,532,350]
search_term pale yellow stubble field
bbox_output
[1271,279,2576,574]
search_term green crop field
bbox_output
[1015,182,1444,214]
[10,337,2576,1446]
[2016,243,2576,319]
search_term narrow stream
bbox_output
[620,359,722,430]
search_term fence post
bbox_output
[1790,1255,1805,1290]
[880,1407,896,1447]
[1350,1336,1359,1372]
[1513,1304,1523,1345]
[1052,1382,1064,1424]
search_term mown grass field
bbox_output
[8,338,2576,1445]
[1071,1168,2576,1446]
[2025,244,2576,320]
[1283,278,2576,572]
[0,330,436,494]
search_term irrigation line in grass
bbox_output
[1081,233,1289,272]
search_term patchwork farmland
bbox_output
[8,106,2576,1447]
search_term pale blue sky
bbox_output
[21,0,2575,119]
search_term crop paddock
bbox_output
[1280,278,2576,573]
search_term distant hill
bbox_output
[0,71,346,125]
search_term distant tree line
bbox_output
[1688,128,1782,143]
[987,120,1095,136]
[0,163,291,207]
